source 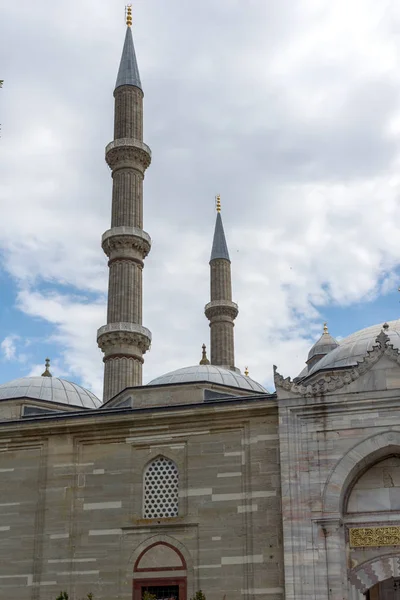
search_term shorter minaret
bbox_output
[204,196,238,370]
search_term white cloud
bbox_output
[0,335,19,361]
[16,289,106,398]
[1,0,400,396]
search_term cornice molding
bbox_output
[0,397,278,438]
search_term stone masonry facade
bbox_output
[0,393,284,600]
[275,330,400,600]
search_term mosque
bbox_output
[1,7,400,600]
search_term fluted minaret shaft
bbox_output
[204,207,238,370]
[97,23,152,402]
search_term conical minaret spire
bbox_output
[97,7,152,402]
[204,196,238,369]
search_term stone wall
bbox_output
[0,395,283,600]
[277,357,400,600]
[347,456,400,513]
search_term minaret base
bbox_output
[102,356,143,402]
[97,322,151,401]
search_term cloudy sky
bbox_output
[1,0,400,399]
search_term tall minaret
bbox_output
[97,6,152,402]
[204,196,239,370]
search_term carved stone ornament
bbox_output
[204,299,239,321]
[97,323,151,355]
[102,229,151,259]
[106,138,151,171]
[349,526,400,548]
[274,329,398,396]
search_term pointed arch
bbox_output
[349,553,400,594]
[134,542,186,572]
[128,535,193,574]
[323,431,400,516]
[129,535,194,600]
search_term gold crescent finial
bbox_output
[199,343,210,365]
[216,194,221,213]
[126,4,132,27]
[323,322,328,334]
[41,357,52,378]
[244,366,249,376]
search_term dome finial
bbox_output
[244,366,249,376]
[306,325,339,372]
[199,343,210,365]
[41,358,52,378]
[126,4,132,27]
[216,194,221,213]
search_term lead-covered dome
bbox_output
[308,319,400,377]
[148,364,267,393]
[0,376,101,409]
[307,326,339,363]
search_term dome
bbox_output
[148,364,268,393]
[307,327,339,362]
[308,319,400,377]
[0,376,101,409]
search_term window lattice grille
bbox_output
[143,456,179,518]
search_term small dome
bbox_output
[307,326,339,362]
[0,376,101,409]
[308,319,400,377]
[148,364,267,393]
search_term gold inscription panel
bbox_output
[349,526,400,547]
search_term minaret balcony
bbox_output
[204,299,239,321]
[102,226,151,260]
[97,322,152,359]
[105,138,151,171]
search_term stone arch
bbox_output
[142,453,178,472]
[127,534,194,575]
[134,542,186,572]
[127,535,195,600]
[349,554,400,595]
[323,431,400,516]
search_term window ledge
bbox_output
[123,516,198,530]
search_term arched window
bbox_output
[143,456,179,518]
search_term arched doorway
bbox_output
[367,578,400,600]
[321,436,400,600]
[133,542,187,600]
[343,454,400,600]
